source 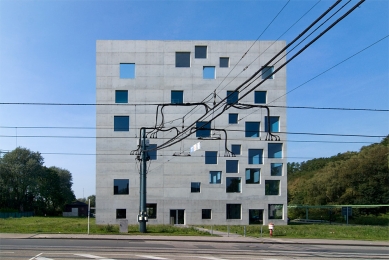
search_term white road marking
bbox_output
[35,258,54,260]
[74,254,116,260]
[29,253,42,260]
[197,257,229,260]
[136,255,169,260]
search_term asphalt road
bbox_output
[1,238,388,260]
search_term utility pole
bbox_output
[138,128,148,232]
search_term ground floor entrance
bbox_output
[170,209,185,224]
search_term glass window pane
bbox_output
[229,113,238,124]
[249,209,263,224]
[120,63,135,78]
[115,90,128,103]
[265,116,280,132]
[262,66,274,79]
[196,121,211,137]
[148,144,157,160]
[114,116,129,131]
[205,151,218,164]
[176,52,190,67]
[116,209,126,219]
[171,90,183,104]
[226,177,241,193]
[220,57,229,68]
[191,182,201,193]
[268,143,282,158]
[226,160,238,173]
[209,171,221,184]
[114,179,129,195]
[226,204,241,219]
[203,66,215,79]
[227,91,239,104]
[248,149,263,164]
[268,204,283,219]
[271,163,283,176]
[245,168,260,184]
[254,91,266,104]
[265,180,280,195]
[231,144,241,155]
[245,122,260,137]
[146,204,157,219]
[195,46,207,58]
[202,209,212,219]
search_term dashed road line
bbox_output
[136,255,169,260]
[74,254,116,260]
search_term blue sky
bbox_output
[0,0,388,199]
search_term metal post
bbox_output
[139,128,147,233]
[87,199,90,235]
[260,225,263,237]
[244,226,246,237]
[306,207,308,220]
[346,207,349,225]
[227,225,229,237]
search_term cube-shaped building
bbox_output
[96,40,287,225]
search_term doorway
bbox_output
[170,209,185,224]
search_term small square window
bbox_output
[226,160,238,173]
[171,90,183,104]
[226,177,241,193]
[205,151,218,164]
[231,144,241,155]
[245,122,260,137]
[265,116,280,132]
[265,180,280,195]
[268,204,283,219]
[248,149,263,164]
[262,66,274,79]
[209,171,221,184]
[245,168,260,184]
[120,63,135,79]
[271,163,283,176]
[195,46,207,58]
[227,91,239,104]
[203,66,215,79]
[196,121,211,138]
[116,209,126,219]
[146,203,157,219]
[191,182,201,193]
[115,90,128,103]
[268,143,282,158]
[220,57,229,68]
[114,179,129,195]
[229,113,238,124]
[226,204,241,219]
[148,144,157,160]
[254,91,267,104]
[249,209,263,224]
[114,116,129,131]
[202,209,212,219]
[176,52,190,67]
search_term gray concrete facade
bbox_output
[96,40,287,226]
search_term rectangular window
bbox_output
[265,116,280,132]
[202,209,212,219]
[249,209,263,224]
[114,116,129,131]
[171,90,183,104]
[227,91,239,104]
[196,121,211,138]
[114,179,129,195]
[220,57,229,68]
[245,168,260,184]
[116,209,126,219]
[254,91,267,104]
[226,160,238,173]
[226,204,241,219]
[176,52,190,67]
[120,63,135,79]
[248,149,263,164]
[146,203,157,219]
[268,204,283,219]
[262,66,274,79]
[268,143,282,158]
[148,144,157,160]
[209,171,221,184]
[195,46,207,58]
[191,182,201,193]
[226,177,241,193]
[205,151,218,164]
[271,163,283,176]
[265,180,280,195]
[115,90,128,103]
[231,144,241,155]
[203,66,215,79]
[228,113,238,124]
[245,122,260,137]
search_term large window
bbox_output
[146,204,157,219]
[205,151,218,164]
[115,90,128,103]
[271,163,283,176]
[202,209,212,219]
[203,66,215,79]
[249,209,263,224]
[227,91,239,104]
[116,209,126,219]
[229,113,238,124]
[265,180,280,195]
[114,116,129,131]
[196,121,211,137]
[176,52,190,67]
[191,182,201,193]
[114,179,129,195]
[220,57,229,68]
[268,204,283,219]
[209,171,221,184]
[120,63,135,78]
[245,168,260,184]
[195,46,207,58]
[268,143,282,158]
[226,204,241,219]
[148,144,157,160]
[231,144,241,155]
[254,91,266,104]
[226,177,241,193]
[171,90,183,104]
[265,116,280,132]
[245,122,260,137]
[248,149,263,164]
[262,66,274,79]
[226,160,238,173]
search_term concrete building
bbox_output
[96,40,287,226]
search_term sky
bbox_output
[0,0,388,199]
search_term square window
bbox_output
[227,91,239,104]
[202,209,212,219]
[268,204,283,219]
[220,57,229,68]
[245,168,260,184]
[249,209,263,224]
[120,63,135,79]
[116,209,126,219]
[176,52,190,67]
[262,66,274,79]
[265,180,280,195]
[226,160,238,173]
[268,143,282,158]
[205,151,218,164]
[209,171,221,184]
[171,90,183,104]
[231,144,241,155]
[195,46,207,58]
[115,90,128,103]
[271,163,283,176]
[254,91,267,104]
[114,116,129,131]
[229,113,238,124]
[114,179,129,195]
[191,182,201,193]
[226,204,241,219]
[196,121,211,138]
[146,203,157,219]
[203,66,215,79]
[226,177,241,193]
[265,116,280,132]
[245,122,260,137]
[148,144,157,160]
[248,149,263,164]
